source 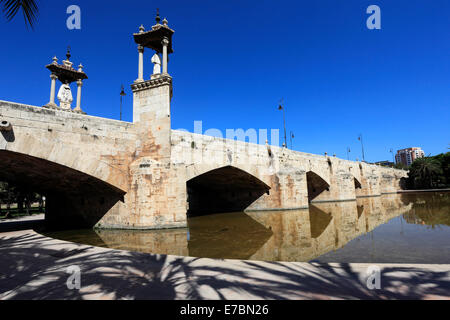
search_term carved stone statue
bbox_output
[151,53,161,75]
[57,83,73,110]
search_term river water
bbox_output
[46,192,450,263]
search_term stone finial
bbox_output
[52,56,58,65]
[63,46,73,68]
[139,24,145,33]
[162,18,168,26]
[155,8,161,24]
[78,63,83,72]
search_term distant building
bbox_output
[374,160,394,167]
[395,147,425,166]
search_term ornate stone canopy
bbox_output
[45,49,88,84]
[133,11,174,53]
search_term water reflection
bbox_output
[45,192,450,263]
[246,194,414,262]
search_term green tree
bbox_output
[433,152,450,186]
[408,157,443,189]
[394,162,408,170]
[0,181,17,215]
[1,0,39,28]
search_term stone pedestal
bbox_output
[126,75,186,229]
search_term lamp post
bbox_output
[278,100,287,148]
[358,134,365,162]
[120,85,126,121]
[390,148,395,166]
[347,147,351,160]
[290,131,294,149]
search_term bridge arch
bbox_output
[0,150,126,229]
[306,171,330,202]
[186,165,270,216]
[1,129,129,192]
[354,176,362,194]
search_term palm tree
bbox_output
[409,157,443,189]
[1,0,39,28]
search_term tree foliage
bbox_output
[0,181,43,216]
[406,152,450,190]
[1,0,39,28]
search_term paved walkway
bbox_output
[0,218,449,300]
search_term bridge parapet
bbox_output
[171,130,407,212]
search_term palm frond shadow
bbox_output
[0,231,449,300]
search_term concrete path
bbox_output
[0,221,449,300]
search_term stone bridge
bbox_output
[0,17,407,230]
[0,99,407,230]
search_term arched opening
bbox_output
[186,166,270,217]
[354,177,362,189]
[0,150,125,230]
[354,177,363,197]
[306,171,330,202]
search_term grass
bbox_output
[0,208,44,220]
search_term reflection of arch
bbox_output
[357,205,364,218]
[0,150,125,229]
[186,166,270,217]
[188,212,273,259]
[309,204,332,238]
[306,171,330,202]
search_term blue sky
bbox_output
[0,0,449,162]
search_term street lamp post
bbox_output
[278,100,287,148]
[347,147,351,160]
[358,134,365,162]
[390,148,395,166]
[120,85,126,121]
[290,131,294,149]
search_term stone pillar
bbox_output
[74,80,84,113]
[247,168,309,211]
[131,76,172,161]
[128,76,187,229]
[47,73,58,108]
[312,159,357,203]
[162,37,169,74]
[137,45,144,82]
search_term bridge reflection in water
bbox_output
[46,192,450,263]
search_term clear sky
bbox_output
[0,0,449,162]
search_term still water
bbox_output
[46,192,450,264]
